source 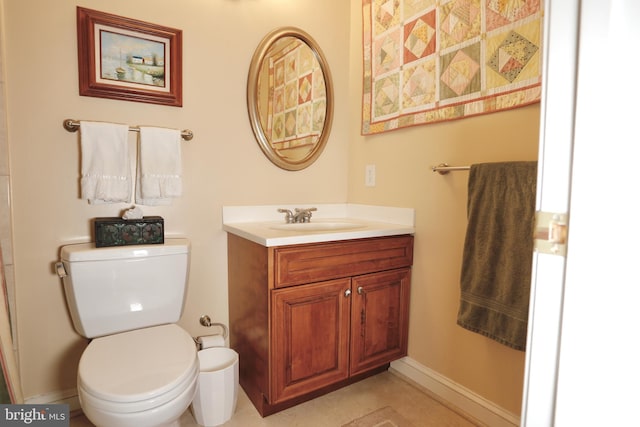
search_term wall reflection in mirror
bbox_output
[248,27,333,171]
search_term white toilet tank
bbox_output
[59,238,190,338]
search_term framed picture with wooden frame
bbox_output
[76,7,183,107]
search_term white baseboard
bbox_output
[24,388,81,413]
[390,357,520,427]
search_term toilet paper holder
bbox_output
[199,314,226,332]
[196,315,228,347]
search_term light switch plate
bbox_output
[365,165,376,187]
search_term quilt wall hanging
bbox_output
[266,39,326,150]
[361,0,543,135]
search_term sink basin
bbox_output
[269,221,366,232]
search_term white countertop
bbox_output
[222,204,415,247]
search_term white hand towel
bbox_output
[80,121,131,204]
[136,126,182,206]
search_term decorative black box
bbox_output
[94,216,164,247]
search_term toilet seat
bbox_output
[78,324,198,414]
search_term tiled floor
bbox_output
[70,370,480,426]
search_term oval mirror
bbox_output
[247,27,334,171]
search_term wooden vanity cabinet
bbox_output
[227,233,413,416]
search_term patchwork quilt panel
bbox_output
[362,0,543,135]
[266,39,326,151]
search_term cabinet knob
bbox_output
[344,289,352,297]
[357,286,364,295]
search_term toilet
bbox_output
[57,238,198,427]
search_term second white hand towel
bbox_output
[136,126,182,205]
[80,121,131,204]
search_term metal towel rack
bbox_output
[431,163,470,175]
[63,119,194,141]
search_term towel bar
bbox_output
[63,119,194,141]
[431,163,470,175]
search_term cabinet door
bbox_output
[271,278,351,404]
[350,268,411,375]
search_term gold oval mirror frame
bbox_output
[247,27,334,171]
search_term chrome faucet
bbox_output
[277,207,317,223]
[293,207,317,223]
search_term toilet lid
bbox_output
[78,324,197,405]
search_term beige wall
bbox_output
[2,0,350,399]
[347,1,540,415]
[2,0,540,416]
[0,1,15,337]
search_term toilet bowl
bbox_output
[77,325,198,427]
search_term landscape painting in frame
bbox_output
[77,7,183,107]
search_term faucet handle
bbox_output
[277,208,294,223]
[294,207,317,213]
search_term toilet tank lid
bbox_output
[61,238,190,262]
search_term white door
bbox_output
[522,0,640,425]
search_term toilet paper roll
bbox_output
[196,334,225,349]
